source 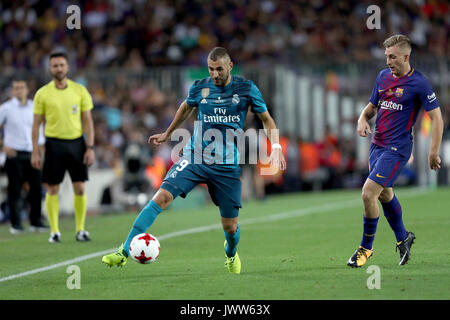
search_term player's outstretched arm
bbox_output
[149,100,195,146]
[357,102,377,137]
[257,110,286,171]
[427,107,444,171]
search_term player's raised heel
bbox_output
[347,246,373,268]
[224,241,241,274]
[102,244,128,267]
[396,231,415,266]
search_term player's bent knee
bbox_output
[221,217,238,234]
[378,188,394,203]
[152,188,173,210]
[361,188,377,204]
[362,180,383,203]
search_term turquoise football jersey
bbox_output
[184,75,267,167]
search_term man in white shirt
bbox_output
[0,79,47,234]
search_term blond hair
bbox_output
[383,35,412,54]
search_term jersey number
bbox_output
[175,159,189,172]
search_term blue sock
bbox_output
[123,200,162,256]
[382,195,407,242]
[224,225,240,258]
[360,216,379,250]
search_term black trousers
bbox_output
[5,151,43,227]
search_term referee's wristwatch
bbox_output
[87,145,95,150]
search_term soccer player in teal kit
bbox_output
[103,47,286,273]
[347,35,444,267]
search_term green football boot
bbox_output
[102,244,128,267]
[224,241,241,274]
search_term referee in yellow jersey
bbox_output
[31,52,95,243]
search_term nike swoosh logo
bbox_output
[378,89,386,92]
[376,173,386,178]
[399,250,409,265]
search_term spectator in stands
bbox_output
[1,1,447,71]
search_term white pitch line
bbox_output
[0,188,428,283]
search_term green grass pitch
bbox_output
[0,186,449,300]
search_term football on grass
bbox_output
[129,233,160,264]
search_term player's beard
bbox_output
[214,72,230,86]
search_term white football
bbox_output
[129,233,160,264]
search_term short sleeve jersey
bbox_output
[34,79,93,140]
[369,68,439,157]
[184,75,267,167]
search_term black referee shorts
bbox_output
[42,137,89,184]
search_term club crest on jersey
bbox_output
[395,88,404,97]
[201,88,209,104]
[232,94,240,105]
[72,104,79,114]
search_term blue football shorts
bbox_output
[368,144,409,188]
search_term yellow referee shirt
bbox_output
[33,79,93,140]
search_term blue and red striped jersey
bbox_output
[369,68,439,157]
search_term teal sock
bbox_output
[224,225,240,257]
[123,200,162,256]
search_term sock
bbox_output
[224,225,240,257]
[74,194,87,232]
[123,200,162,257]
[360,216,379,250]
[45,193,59,234]
[382,195,407,242]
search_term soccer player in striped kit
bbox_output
[347,35,444,267]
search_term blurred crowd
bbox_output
[0,0,448,75]
[87,74,184,196]
[0,0,448,201]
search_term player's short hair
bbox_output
[49,51,68,61]
[383,35,412,54]
[207,47,231,62]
